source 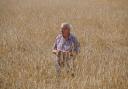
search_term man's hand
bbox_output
[52,50,78,56]
[70,51,78,56]
[63,51,78,56]
[52,50,60,56]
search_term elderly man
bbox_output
[52,23,80,76]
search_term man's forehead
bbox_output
[62,26,70,30]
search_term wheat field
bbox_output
[0,0,128,89]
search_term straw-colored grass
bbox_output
[0,0,128,89]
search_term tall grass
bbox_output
[0,0,128,89]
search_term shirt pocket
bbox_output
[64,42,72,51]
[57,40,63,50]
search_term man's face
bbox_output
[62,27,70,37]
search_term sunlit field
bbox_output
[0,0,128,89]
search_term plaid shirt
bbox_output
[53,33,80,52]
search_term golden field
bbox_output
[0,0,128,89]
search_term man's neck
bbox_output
[63,33,70,40]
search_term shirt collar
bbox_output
[62,33,72,40]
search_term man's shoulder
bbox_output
[70,33,77,40]
[55,33,77,40]
[56,33,63,40]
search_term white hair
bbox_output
[61,22,73,30]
